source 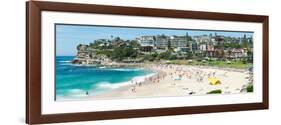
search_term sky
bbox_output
[56,24,253,56]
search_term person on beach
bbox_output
[199,76,203,82]
[223,71,228,77]
[131,86,136,93]
[196,76,200,82]
[179,74,182,79]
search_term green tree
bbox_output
[95,50,112,57]
[115,37,121,41]
[215,49,225,60]
[143,54,155,61]
[77,44,82,50]
[158,51,172,59]
[111,45,139,61]
[111,46,124,61]
[186,51,193,59]
[152,52,158,59]
[247,50,253,63]
[242,34,249,48]
[169,55,177,60]
[129,40,141,48]
[167,39,172,50]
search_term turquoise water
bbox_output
[56,56,153,100]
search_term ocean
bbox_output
[55,56,154,100]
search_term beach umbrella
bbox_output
[208,77,221,85]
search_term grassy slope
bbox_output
[166,60,252,69]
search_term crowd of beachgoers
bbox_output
[87,63,252,99]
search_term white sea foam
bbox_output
[68,89,84,93]
[61,63,96,67]
[66,89,88,97]
[60,63,73,66]
[59,60,71,63]
[131,73,156,82]
[57,73,158,100]
[96,73,157,89]
[99,66,107,69]
[96,81,131,89]
[111,68,144,72]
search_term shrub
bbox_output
[207,89,222,94]
[143,54,155,61]
[246,84,253,92]
[158,51,172,59]
[169,55,177,60]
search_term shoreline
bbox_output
[77,63,252,100]
[56,66,158,100]
[56,58,253,100]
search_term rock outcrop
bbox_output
[72,44,112,65]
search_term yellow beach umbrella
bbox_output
[208,77,221,85]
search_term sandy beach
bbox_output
[85,64,252,100]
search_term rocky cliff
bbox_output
[72,44,112,65]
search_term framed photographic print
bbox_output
[26,1,269,124]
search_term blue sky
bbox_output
[56,24,253,56]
